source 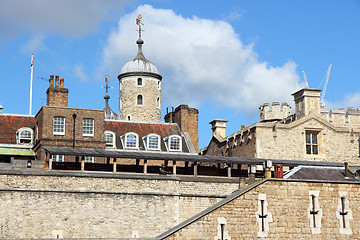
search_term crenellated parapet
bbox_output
[329,107,360,125]
[259,102,291,122]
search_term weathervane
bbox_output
[102,74,113,94]
[136,14,145,39]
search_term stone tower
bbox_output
[117,15,162,122]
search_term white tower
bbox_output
[118,15,162,122]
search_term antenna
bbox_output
[302,71,309,88]
[29,54,34,115]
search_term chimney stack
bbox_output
[46,74,69,107]
[210,119,228,139]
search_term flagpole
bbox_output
[29,54,34,115]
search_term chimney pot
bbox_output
[345,162,349,178]
[55,75,59,87]
[49,74,54,87]
[60,78,64,88]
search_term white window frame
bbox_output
[143,134,161,151]
[83,118,94,137]
[104,131,116,148]
[16,127,34,145]
[305,131,319,155]
[165,135,182,152]
[84,156,94,163]
[121,132,139,150]
[53,116,65,135]
[52,155,64,162]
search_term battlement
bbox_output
[326,107,360,125]
[259,102,291,122]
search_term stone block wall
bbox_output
[256,118,360,164]
[0,171,239,239]
[119,76,161,122]
[164,179,360,240]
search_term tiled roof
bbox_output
[105,120,189,152]
[0,115,35,144]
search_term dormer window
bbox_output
[16,127,34,145]
[143,134,161,151]
[137,78,142,86]
[165,135,182,152]
[121,132,139,149]
[104,131,116,148]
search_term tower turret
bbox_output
[117,15,162,122]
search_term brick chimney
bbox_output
[165,104,199,151]
[209,119,228,139]
[46,74,69,107]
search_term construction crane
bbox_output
[320,64,332,109]
[302,71,309,88]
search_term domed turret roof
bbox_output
[120,38,160,75]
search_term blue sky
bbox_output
[1,0,360,149]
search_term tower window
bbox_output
[137,78,142,86]
[157,97,160,108]
[137,95,143,105]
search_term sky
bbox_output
[1,0,360,149]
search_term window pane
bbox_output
[170,137,180,150]
[53,117,65,134]
[312,134,317,144]
[148,136,159,149]
[137,95,143,105]
[126,134,137,148]
[306,145,311,154]
[306,133,311,144]
[83,119,94,135]
[312,146,318,155]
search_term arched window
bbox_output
[168,135,182,151]
[144,134,161,151]
[157,97,160,108]
[122,132,139,149]
[137,95,143,105]
[137,78,142,86]
[16,127,33,145]
[104,131,116,148]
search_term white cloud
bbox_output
[101,5,300,114]
[326,93,360,111]
[20,35,47,54]
[0,0,128,37]
[73,64,88,82]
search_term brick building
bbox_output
[201,88,360,165]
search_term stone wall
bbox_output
[256,117,360,164]
[0,171,238,239]
[119,76,161,122]
[164,179,360,239]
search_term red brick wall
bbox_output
[165,105,199,151]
